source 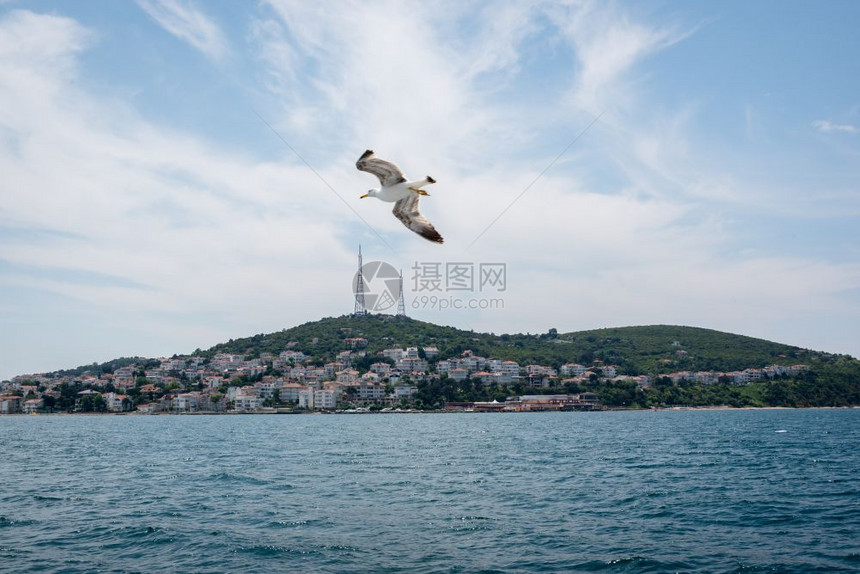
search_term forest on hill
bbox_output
[205,314,833,375]
[23,314,859,410]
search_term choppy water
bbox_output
[1,409,858,573]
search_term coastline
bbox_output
[4,405,857,417]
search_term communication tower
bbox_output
[396,269,406,317]
[354,245,367,315]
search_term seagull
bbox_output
[356,149,443,244]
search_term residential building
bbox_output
[336,369,359,384]
[694,372,719,385]
[279,350,306,364]
[370,362,392,376]
[449,368,468,382]
[104,392,131,412]
[0,396,22,414]
[174,392,200,412]
[357,382,385,402]
[381,348,404,361]
[325,362,344,378]
[422,347,439,359]
[279,383,305,404]
[22,398,43,414]
[501,361,520,377]
[233,395,263,411]
[396,357,427,373]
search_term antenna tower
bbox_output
[354,245,367,315]
[396,269,406,317]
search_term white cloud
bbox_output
[137,0,228,60]
[0,9,91,77]
[812,119,857,134]
[545,2,692,114]
[2,4,859,378]
[0,9,356,374]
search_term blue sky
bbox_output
[1,1,859,380]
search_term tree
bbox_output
[42,395,56,412]
[93,394,107,412]
[78,394,94,412]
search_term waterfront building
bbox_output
[233,395,263,411]
[1,396,23,414]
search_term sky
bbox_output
[1,1,859,380]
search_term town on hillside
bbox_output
[1,328,811,414]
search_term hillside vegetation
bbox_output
[198,315,860,408]
[203,314,831,375]
[25,315,859,410]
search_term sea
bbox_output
[1,409,858,573]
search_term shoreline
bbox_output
[3,405,857,417]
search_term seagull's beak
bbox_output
[360,193,369,199]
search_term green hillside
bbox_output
[199,315,860,408]
[203,314,835,375]
[14,314,860,409]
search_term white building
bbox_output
[22,398,43,414]
[279,383,305,404]
[559,363,588,377]
[449,368,468,382]
[205,376,223,389]
[315,389,337,409]
[174,392,200,412]
[357,382,386,401]
[381,348,405,361]
[501,361,520,377]
[396,357,428,373]
[370,362,392,376]
[325,362,344,378]
[233,395,263,411]
[694,371,719,385]
[211,353,244,372]
[298,388,337,410]
[279,350,306,364]
[104,392,131,412]
[336,370,359,384]
[256,380,278,398]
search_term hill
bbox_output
[9,314,859,410]
[196,315,860,408]
[202,314,837,376]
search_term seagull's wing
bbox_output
[393,193,444,244]
[356,149,407,187]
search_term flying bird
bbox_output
[356,149,443,244]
